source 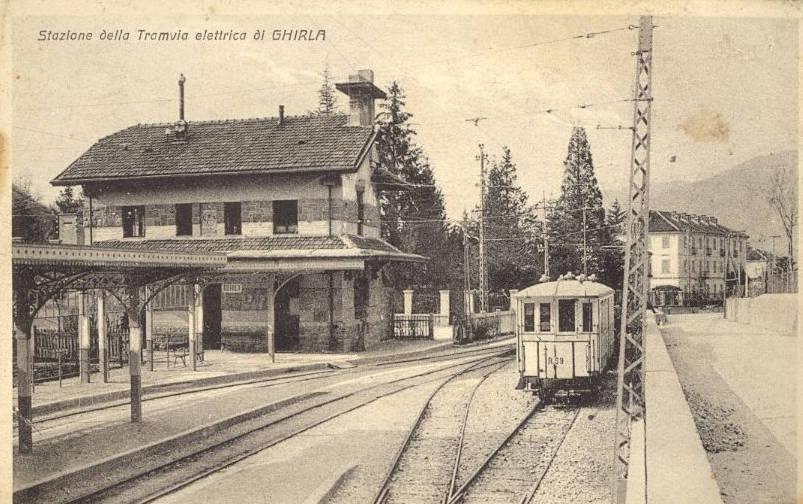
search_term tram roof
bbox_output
[513,278,614,299]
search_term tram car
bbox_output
[513,274,615,398]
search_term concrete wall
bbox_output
[725,294,797,334]
[628,312,724,504]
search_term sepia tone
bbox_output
[2,2,799,504]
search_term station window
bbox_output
[523,303,535,332]
[661,259,670,273]
[558,300,575,332]
[175,203,193,236]
[539,303,551,331]
[273,200,298,234]
[353,272,370,319]
[224,202,241,235]
[662,236,670,248]
[122,205,145,238]
[582,302,593,332]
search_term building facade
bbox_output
[51,69,424,353]
[648,210,748,305]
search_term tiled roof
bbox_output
[649,210,747,237]
[95,234,426,262]
[52,114,374,184]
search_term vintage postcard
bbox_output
[2,1,800,503]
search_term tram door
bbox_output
[203,284,222,350]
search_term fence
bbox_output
[392,314,434,339]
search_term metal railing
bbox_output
[393,314,434,339]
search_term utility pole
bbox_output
[542,192,550,279]
[476,144,489,313]
[613,15,653,504]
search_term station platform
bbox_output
[12,336,514,502]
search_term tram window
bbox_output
[523,303,535,332]
[582,302,593,332]
[122,205,145,237]
[558,300,575,332]
[539,303,551,331]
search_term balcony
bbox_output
[706,248,712,256]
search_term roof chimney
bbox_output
[279,105,284,125]
[335,69,387,127]
[179,73,186,121]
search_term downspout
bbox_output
[327,185,333,237]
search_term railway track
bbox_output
[372,359,510,504]
[18,342,514,438]
[448,399,581,504]
[21,349,513,504]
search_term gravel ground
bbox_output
[663,329,797,504]
[458,403,579,504]
[529,372,617,504]
[381,360,509,504]
[455,360,539,490]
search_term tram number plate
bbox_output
[548,357,564,365]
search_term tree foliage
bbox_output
[482,146,541,292]
[766,165,797,262]
[316,64,337,115]
[547,127,610,281]
[376,82,460,296]
[12,180,56,243]
[54,185,84,215]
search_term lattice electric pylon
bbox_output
[612,15,654,504]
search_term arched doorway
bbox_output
[203,284,222,350]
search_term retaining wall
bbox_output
[724,294,797,334]
[627,312,723,504]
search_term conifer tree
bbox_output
[316,64,337,115]
[54,185,84,215]
[482,146,540,293]
[376,82,455,299]
[547,127,606,278]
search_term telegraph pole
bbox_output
[477,144,489,313]
[613,15,653,504]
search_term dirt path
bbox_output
[663,327,796,504]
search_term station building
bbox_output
[51,69,424,353]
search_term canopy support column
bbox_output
[145,286,154,372]
[97,292,108,382]
[78,291,91,384]
[126,285,143,423]
[266,274,276,363]
[188,285,198,371]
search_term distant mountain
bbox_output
[603,151,798,248]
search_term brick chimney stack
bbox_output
[335,69,387,127]
[179,73,186,121]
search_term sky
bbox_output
[10,11,798,222]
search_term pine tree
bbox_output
[376,82,454,300]
[599,199,626,289]
[547,127,606,278]
[482,146,541,294]
[316,64,337,115]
